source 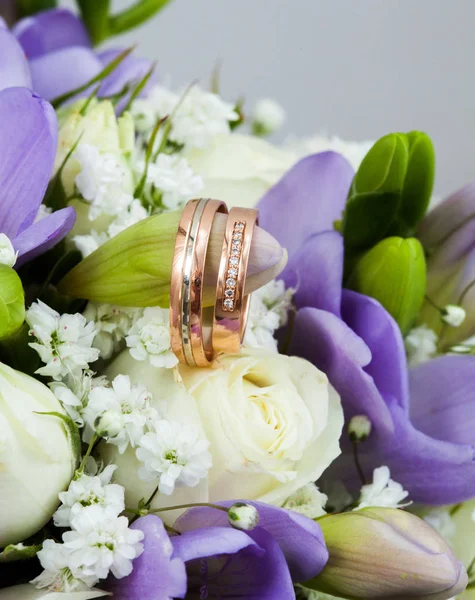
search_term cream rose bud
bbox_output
[101,348,343,512]
[184,133,297,208]
[0,362,77,547]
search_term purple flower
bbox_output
[12,8,155,102]
[258,152,475,504]
[0,24,75,267]
[116,502,328,599]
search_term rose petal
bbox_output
[0,27,31,91]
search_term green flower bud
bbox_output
[342,131,434,254]
[347,237,426,334]
[228,502,260,531]
[0,265,25,341]
[305,508,467,600]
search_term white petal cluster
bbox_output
[405,324,438,367]
[244,280,294,351]
[74,143,133,220]
[73,230,109,259]
[442,304,466,328]
[50,371,107,426]
[283,483,328,518]
[106,199,148,238]
[84,374,156,453]
[126,306,178,368]
[285,134,374,171]
[136,420,212,495]
[355,466,410,510]
[139,153,203,211]
[26,301,100,380]
[54,465,124,528]
[0,233,17,267]
[252,98,286,135]
[423,508,456,541]
[83,303,141,360]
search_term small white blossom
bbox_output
[83,303,140,360]
[449,335,475,355]
[73,230,109,258]
[130,98,157,133]
[252,98,286,135]
[424,508,456,541]
[50,371,107,426]
[74,143,133,220]
[244,280,294,351]
[442,304,466,328]
[126,306,178,368]
[137,420,212,495]
[26,301,99,380]
[405,324,438,367]
[348,415,372,442]
[32,540,86,593]
[107,199,149,238]
[63,506,144,584]
[54,465,124,527]
[286,134,374,171]
[283,484,328,519]
[228,502,259,531]
[34,203,52,222]
[355,466,410,510]
[83,374,156,453]
[0,233,17,267]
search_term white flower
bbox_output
[64,506,143,584]
[83,303,140,360]
[0,233,17,267]
[73,230,109,258]
[252,98,286,135]
[126,307,178,368]
[74,143,133,220]
[147,84,238,149]
[244,280,294,351]
[50,371,107,426]
[34,203,52,222]
[424,508,456,541]
[283,484,328,519]
[348,414,372,442]
[442,304,467,328]
[130,97,157,133]
[107,199,148,238]
[138,153,203,211]
[355,466,410,510]
[227,502,259,531]
[26,301,100,380]
[54,465,124,528]
[136,420,211,495]
[33,540,86,592]
[405,324,438,367]
[285,134,374,171]
[83,374,156,453]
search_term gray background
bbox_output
[62,0,475,196]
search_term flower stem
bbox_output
[75,434,98,477]
[352,440,367,486]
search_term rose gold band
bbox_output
[212,207,258,356]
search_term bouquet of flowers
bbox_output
[0,1,473,599]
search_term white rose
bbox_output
[0,585,108,599]
[100,348,343,519]
[0,362,77,547]
[184,133,297,208]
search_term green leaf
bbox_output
[76,0,111,46]
[0,543,42,563]
[43,133,83,212]
[35,411,81,466]
[0,266,25,341]
[108,0,174,37]
[347,237,426,334]
[134,115,168,199]
[122,62,157,114]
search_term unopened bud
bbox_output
[0,265,25,341]
[94,410,122,439]
[0,234,17,268]
[348,415,372,442]
[228,502,259,531]
[441,305,466,328]
[252,98,286,136]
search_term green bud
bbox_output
[342,131,434,254]
[305,508,467,600]
[0,265,25,341]
[58,211,179,307]
[347,237,426,334]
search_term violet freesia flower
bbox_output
[114,502,328,599]
[258,152,475,504]
[12,8,154,102]
[0,24,75,267]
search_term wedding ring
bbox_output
[212,207,258,356]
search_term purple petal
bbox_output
[341,289,409,412]
[28,47,102,101]
[105,515,186,600]
[281,230,344,316]
[13,207,75,267]
[410,355,475,446]
[290,307,394,437]
[257,151,354,258]
[0,87,57,237]
[13,8,91,59]
[172,526,294,599]
[0,26,31,90]
[175,500,328,582]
